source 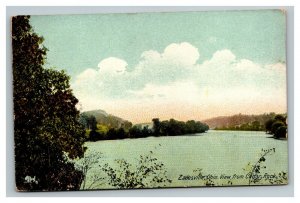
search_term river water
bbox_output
[79,130,288,189]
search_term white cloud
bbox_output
[76,68,98,83]
[162,42,200,67]
[98,57,128,75]
[234,59,261,72]
[131,42,200,86]
[72,42,287,121]
[202,49,236,67]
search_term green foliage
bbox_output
[274,126,287,139]
[97,124,109,134]
[106,128,118,140]
[152,118,161,135]
[13,15,86,191]
[274,115,286,124]
[158,118,209,136]
[102,151,172,189]
[128,125,144,138]
[243,148,288,185]
[79,114,97,131]
[206,112,278,130]
[84,117,209,142]
[215,120,265,131]
[264,114,287,139]
[265,118,276,133]
[271,121,285,134]
[89,130,102,142]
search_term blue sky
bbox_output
[30,10,287,123]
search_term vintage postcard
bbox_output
[12,10,288,191]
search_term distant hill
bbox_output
[202,113,284,129]
[81,109,132,129]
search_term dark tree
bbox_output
[129,125,143,138]
[79,114,98,131]
[265,119,275,133]
[88,115,98,131]
[264,114,287,139]
[89,130,102,142]
[116,127,127,139]
[274,115,287,125]
[79,114,89,129]
[159,121,168,135]
[275,126,287,139]
[141,126,152,137]
[271,121,285,135]
[107,128,118,140]
[13,16,86,191]
[152,118,208,137]
[152,118,161,135]
[185,120,196,133]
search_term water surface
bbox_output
[80,130,288,188]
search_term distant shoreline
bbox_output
[84,130,289,143]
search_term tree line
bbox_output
[205,113,278,130]
[215,120,264,131]
[79,116,209,141]
[214,113,287,139]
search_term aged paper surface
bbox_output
[12,10,288,191]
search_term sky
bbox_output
[30,10,287,123]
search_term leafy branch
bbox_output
[102,150,172,189]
